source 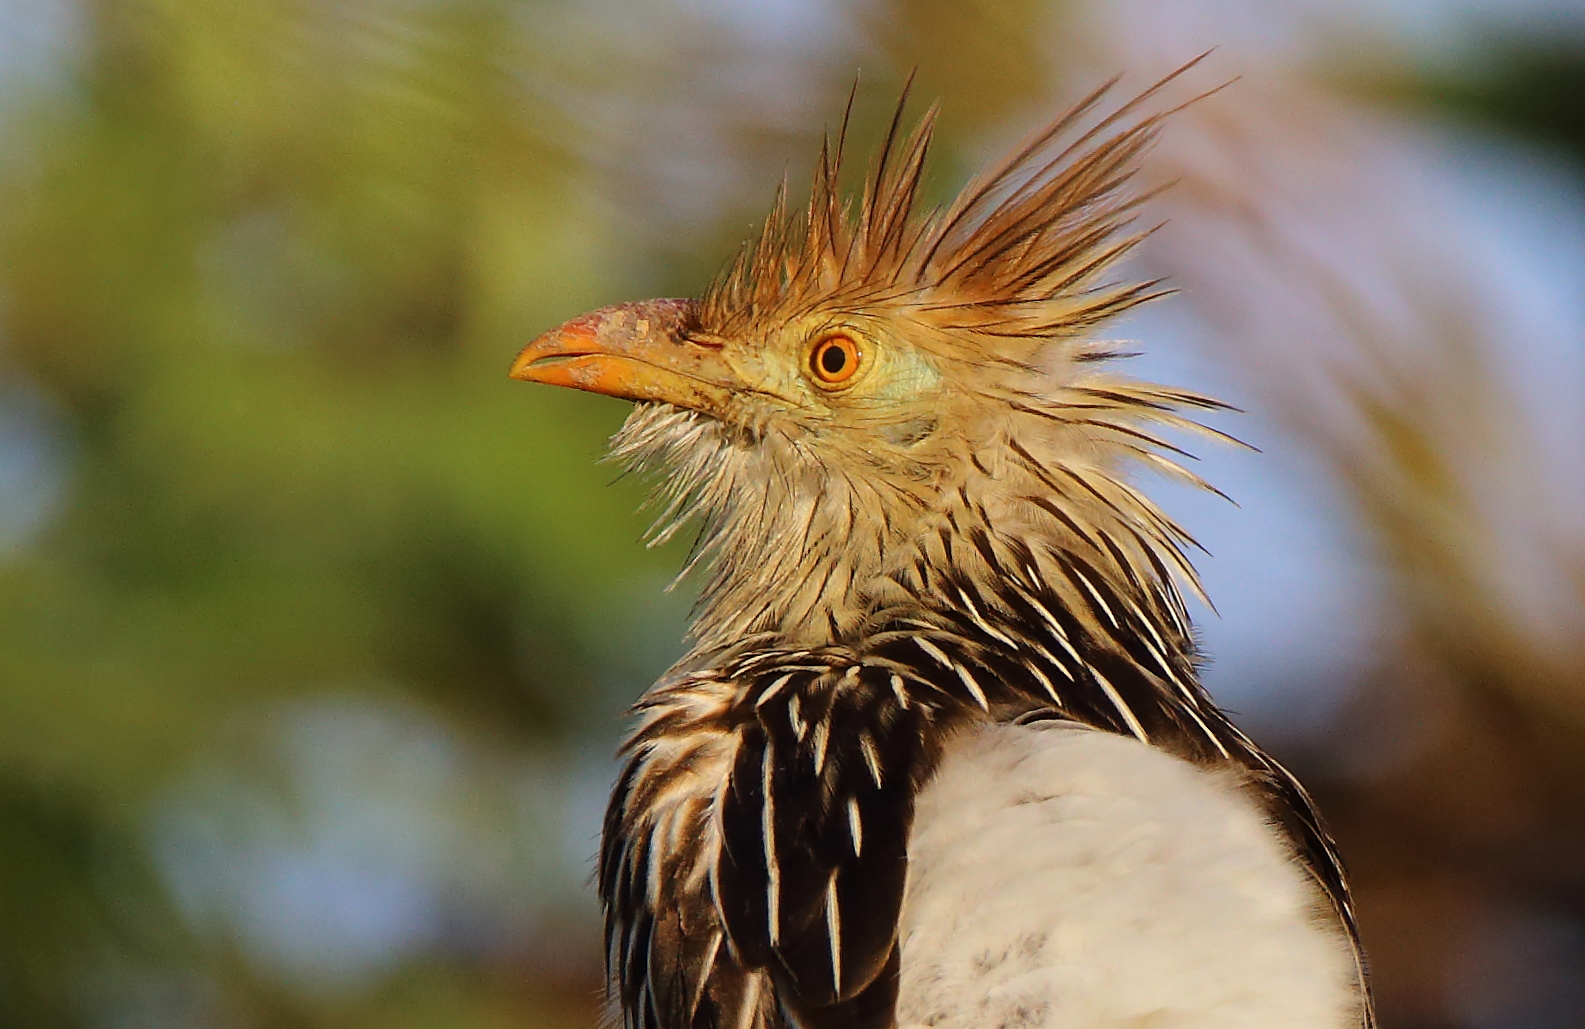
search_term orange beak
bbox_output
[510,298,739,413]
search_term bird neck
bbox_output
[671,484,1235,766]
[677,449,1226,752]
[622,401,1221,751]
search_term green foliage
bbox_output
[0,0,692,1023]
[1419,34,1585,170]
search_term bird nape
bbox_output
[511,63,1375,1029]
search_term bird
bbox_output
[510,62,1375,1029]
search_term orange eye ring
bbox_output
[809,333,861,386]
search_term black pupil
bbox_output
[819,343,848,375]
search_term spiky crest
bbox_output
[699,58,1219,348]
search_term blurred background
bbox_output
[0,0,1581,1026]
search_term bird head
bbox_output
[512,71,1230,652]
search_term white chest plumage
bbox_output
[602,586,1372,1029]
[897,721,1361,1029]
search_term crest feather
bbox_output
[699,56,1219,345]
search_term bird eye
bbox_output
[809,334,861,387]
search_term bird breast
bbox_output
[896,719,1362,1029]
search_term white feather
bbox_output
[896,721,1360,1029]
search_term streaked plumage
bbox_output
[512,60,1374,1029]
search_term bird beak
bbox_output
[509,298,738,413]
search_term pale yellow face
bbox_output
[512,298,959,464]
[707,311,947,419]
